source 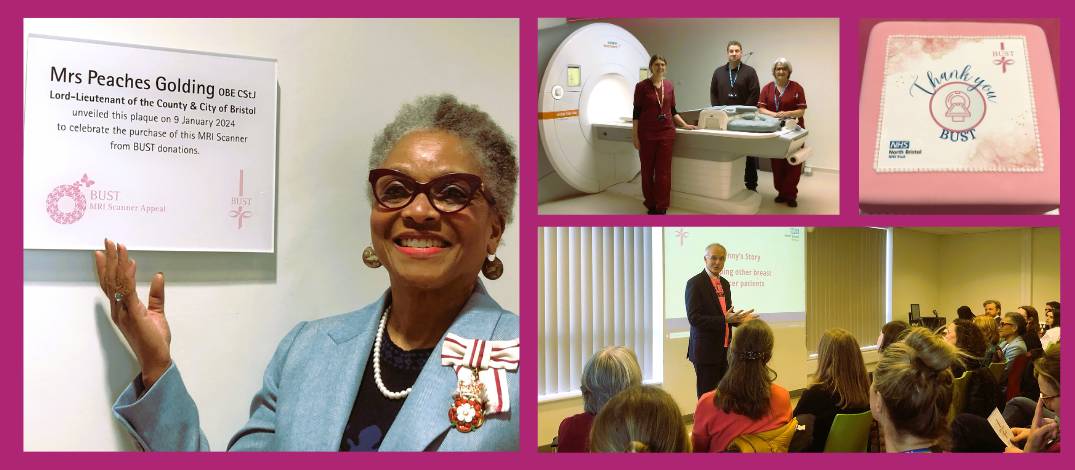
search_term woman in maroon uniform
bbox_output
[632,55,696,215]
[758,58,807,208]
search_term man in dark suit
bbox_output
[685,243,757,397]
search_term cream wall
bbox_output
[892,229,942,322]
[23,19,520,451]
[892,228,1060,320]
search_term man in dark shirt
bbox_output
[710,41,761,191]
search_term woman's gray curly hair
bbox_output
[368,94,518,224]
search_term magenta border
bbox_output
[4,1,1070,469]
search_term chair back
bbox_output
[727,418,799,453]
[1006,354,1032,401]
[947,371,971,423]
[988,362,1005,383]
[822,411,874,452]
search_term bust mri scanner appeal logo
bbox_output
[45,173,163,224]
[45,174,95,224]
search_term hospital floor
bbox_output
[539,169,839,215]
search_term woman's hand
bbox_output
[1024,421,1059,452]
[632,136,640,150]
[1010,427,1031,443]
[94,239,172,389]
[683,124,698,130]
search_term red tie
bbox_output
[711,277,730,347]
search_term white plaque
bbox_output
[24,35,277,252]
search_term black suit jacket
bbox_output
[710,62,760,107]
[686,270,734,365]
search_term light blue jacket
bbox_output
[112,286,519,451]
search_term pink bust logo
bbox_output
[46,174,94,224]
[229,169,253,229]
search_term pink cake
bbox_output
[859,22,1059,214]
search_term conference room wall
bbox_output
[603,18,840,172]
[22,19,520,451]
[891,228,1059,323]
[892,229,942,324]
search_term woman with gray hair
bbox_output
[757,57,808,208]
[556,346,642,452]
[95,94,519,451]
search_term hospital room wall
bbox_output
[22,19,520,451]
[605,18,841,172]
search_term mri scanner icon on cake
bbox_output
[538,23,810,214]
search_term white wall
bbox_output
[607,18,840,172]
[23,19,519,451]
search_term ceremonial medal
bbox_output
[441,333,519,433]
[448,368,487,433]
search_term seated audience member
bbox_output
[692,320,791,452]
[956,305,975,321]
[793,329,870,452]
[1017,306,1044,353]
[589,385,690,453]
[945,319,989,374]
[877,320,910,353]
[871,327,961,452]
[998,312,1029,378]
[952,344,1060,453]
[1007,344,1060,453]
[983,299,1002,322]
[973,315,1000,363]
[944,319,1001,417]
[557,346,642,452]
[1040,303,1059,350]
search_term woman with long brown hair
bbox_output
[794,329,870,451]
[691,319,790,452]
[1018,305,1044,352]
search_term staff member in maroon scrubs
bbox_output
[758,57,807,208]
[632,55,696,215]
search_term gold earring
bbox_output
[481,255,503,280]
[362,246,382,268]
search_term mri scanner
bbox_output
[538,23,811,214]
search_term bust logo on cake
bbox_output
[911,64,997,143]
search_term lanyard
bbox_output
[654,80,665,111]
[775,82,788,112]
[728,64,739,88]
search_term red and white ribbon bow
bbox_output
[441,333,519,414]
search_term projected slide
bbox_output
[663,227,806,333]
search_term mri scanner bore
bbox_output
[538,23,811,214]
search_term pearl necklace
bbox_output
[374,305,412,400]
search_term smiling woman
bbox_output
[95,94,519,451]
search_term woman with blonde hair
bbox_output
[794,329,870,451]
[973,315,1000,363]
[692,319,791,452]
[556,346,642,452]
[871,327,961,452]
[589,385,690,452]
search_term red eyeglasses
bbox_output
[369,168,495,214]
